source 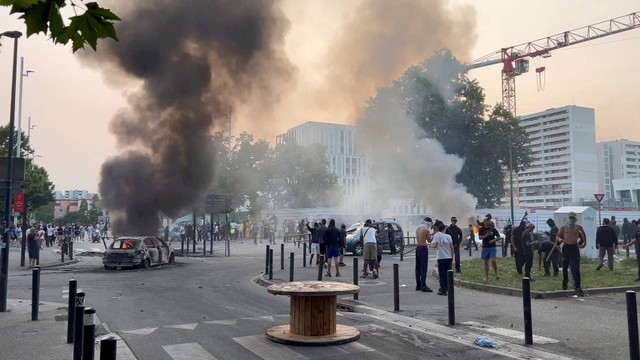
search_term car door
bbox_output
[144,237,159,264]
[376,222,390,250]
[152,237,168,263]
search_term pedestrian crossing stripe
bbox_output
[123,327,158,335]
[61,288,83,299]
[241,315,274,321]
[165,323,199,330]
[122,314,288,334]
[163,342,217,360]
[203,319,237,325]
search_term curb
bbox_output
[454,279,640,299]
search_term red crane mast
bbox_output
[466,12,640,115]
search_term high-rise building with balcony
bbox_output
[517,105,598,208]
[597,139,640,199]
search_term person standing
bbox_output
[511,221,527,274]
[623,218,633,246]
[522,223,536,280]
[433,223,454,295]
[46,224,54,247]
[361,219,378,279]
[164,225,170,242]
[465,224,478,252]
[479,217,500,282]
[415,217,433,292]
[623,223,640,281]
[387,223,397,255]
[27,226,38,268]
[251,222,259,245]
[556,211,587,297]
[338,223,347,267]
[323,219,342,277]
[317,219,328,264]
[445,217,463,273]
[596,218,617,271]
[306,222,319,265]
[502,222,512,257]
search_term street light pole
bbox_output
[509,139,515,228]
[15,57,34,157]
[0,30,23,312]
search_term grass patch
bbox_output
[454,255,639,292]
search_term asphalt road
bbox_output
[4,240,635,359]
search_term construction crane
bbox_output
[466,11,640,115]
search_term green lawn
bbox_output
[453,255,639,292]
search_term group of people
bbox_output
[306,219,348,278]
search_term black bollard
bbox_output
[69,241,74,260]
[265,245,270,274]
[61,239,65,263]
[468,239,472,257]
[393,263,399,311]
[67,279,77,343]
[289,252,294,282]
[203,233,206,256]
[31,267,40,321]
[353,257,358,300]
[522,277,533,345]
[268,249,273,280]
[317,256,324,281]
[627,291,640,360]
[400,239,404,262]
[83,307,96,360]
[74,292,86,360]
[447,270,455,325]
[280,243,285,270]
[303,243,307,267]
[100,336,117,360]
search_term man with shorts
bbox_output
[415,217,433,292]
[557,211,587,297]
[479,217,500,282]
[361,219,378,278]
[306,222,319,265]
[323,219,342,277]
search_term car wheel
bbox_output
[168,253,175,264]
[354,242,363,257]
[140,258,151,269]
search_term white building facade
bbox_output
[517,106,598,208]
[597,139,640,200]
[275,121,367,210]
[53,189,90,200]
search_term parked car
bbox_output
[345,220,404,256]
[103,236,175,270]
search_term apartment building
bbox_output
[517,105,598,208]
[54,189,89,200]
[597,139,640,199]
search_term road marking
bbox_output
[462,321,559,344]
[203,319,237,325]
[233,335,307,359]
[163,343,217,360]
[242,315,274,321]
[61,288,83,299]
[164,323,199,330]
[122,327,158,335]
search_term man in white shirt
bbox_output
[360,219,379,278]
[432,223,454,295]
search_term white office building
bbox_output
[597,139,640,200]
[275,121,367,210]
[53,189,90,200]
[517,105,598,208]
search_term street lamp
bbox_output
[27,116,36,139]
[0,30,23,313]
[15,57,34,157]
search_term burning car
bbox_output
[103,236,175,270]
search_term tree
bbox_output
[360,50,531,208]
[0,0,120,52]
[265,139,342,209]
[32,203,53,223]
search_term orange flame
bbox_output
[472,226,479,235]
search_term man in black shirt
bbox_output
[511,221,527,274]
[522,223,536,280]
[534,239,560,276]
[446,217,463,272]
[596,218,618,271]
[479,218,500,281]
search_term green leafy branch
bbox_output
[0,0,120,52]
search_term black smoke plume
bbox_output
[86,0,294,235]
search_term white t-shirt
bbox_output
[433,232,453,260]
[360,226,377,244]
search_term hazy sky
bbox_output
[0,1,638,193]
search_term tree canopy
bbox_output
[1,0,119,52]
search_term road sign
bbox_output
[203,194,233,214]
[594,193,605,203]
[13,193,24,213]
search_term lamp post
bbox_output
[0,30,23,312]
[27,116,36,139]
[15,57,34,157]
[509,139,515,229]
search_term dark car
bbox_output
[103,236,175,270]
[345,220,404,256]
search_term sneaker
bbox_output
[373,272,379,279]
[596,264,603,271]
[336,273,341,277]
[361,272,369,278]
[574,288,585,297]
[482,277,488,282]
[339,263,346,267]
[421,287,433,293]
[562,279,568,290]
[437,289,446,296]
[325,272,332,277]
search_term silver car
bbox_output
[103,236,175,270]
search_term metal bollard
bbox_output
[303,243,307,267]
[83,307,96,360]
[289,252,294,282]
[400,240,404,262]
[317,256,324,281]
[74,292,86,360]
[69,241,74,260]
[268,249,273,280]
[31,267,40,321]
[393,264,399,311]
[522,277,533,345]
[447,270,455,325]
[67,279,77,343]
[353,257,358,300]
[100,336,117,360]
[265,245,270,274]
[627,291,640,360]
[280,243,285,270]
[61,240,65,263]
